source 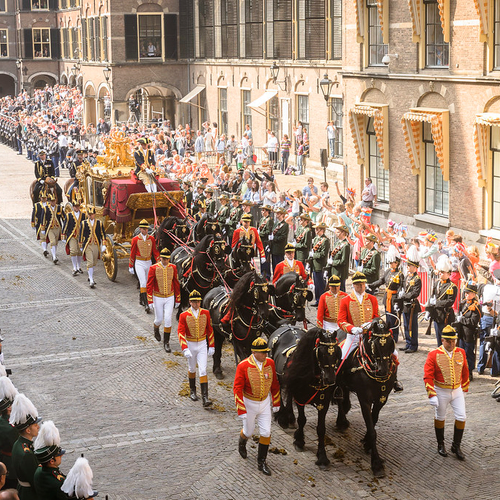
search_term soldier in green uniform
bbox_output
[359,233,381,286]
[294,213,312,264]
[61,457,98,500]
[310,222,330,306]
[217,194,231,242]
[0,377,19,489]
[205,188,216,215]
[269,207,289,274]
[33,421,67,500]
[9,394,42,500]
[227,196,243,244]
[326,223,351,292]
[258,206,274,279]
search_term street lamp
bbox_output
[103,65,111,84]
[319,73,339,106]
[270,61,287,91]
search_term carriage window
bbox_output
[86,177,94,206]
[93,180,104,207]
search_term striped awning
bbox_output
[354,0,365,42]
[401,109,448,180]
[349,104,388,169]
[473,0,490,38]
[407,0,422,41]
[473,114,500,188]
[377,0,389,44]
[437,0,450,42]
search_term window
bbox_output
[101,19,108,61]
[297,95,309,136]
[139,15,162,59]
[82,18,88,60]
[242,90,252,130]
[367,0,387,66]
[63,28,70,59]
[0,30,7,57]
[270,0,292,59]
[367,117,389,202]
[199,0,215,58]
[298,0,326,59]
[33,28,51,58]
[180,0,195,59]
[491,127,500,227]
[331,0,342,60]
[95,17,101,62]
[71,27,78,60]
[494,0,500,69]
[219,88,228,136]
[425,0,449,67]
[268,95,279,136]
[31,0,49,9]
[245,0,263,58]
[424,121,448,216]
[0,0,5,12]
[329,98,343,158]
[221,0,238,58]
[89,18,95,61]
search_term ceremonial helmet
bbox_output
[160,248,171,259]
[328,275,341,287]
[386,245,401,264]
[62,457,99,499]
[441,325,458,339]
[33,421,65,463]
[251,337,270,352]
[406,245,420,268]
[241,213,252,222]
[464,281,478,294]
[139,219,149,229]
[86,206,96,215]
[189,290,202,301]
[284,243,296,253]
[352,271,367,284]
[0,376,18,413]
[9,393,42,431]
[436,255,452,273]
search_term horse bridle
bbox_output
[312,336,340,389]
[369,332,393,362]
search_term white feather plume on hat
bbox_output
[0,365,7,378]
[61,457,95,499]
[406,245,420,265]
[385,245,400,264]
[9,393,39,426]
[436,254,452,273]
[34,421,61,450]
[0,376,18,401]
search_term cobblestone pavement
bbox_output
[1,145,499,499]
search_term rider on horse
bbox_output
[231,213,266,266]
[272,243,308,284]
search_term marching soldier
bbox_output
[232,214,266,264]
[10,393,42,500]
[258,206,274,279]
[317,275,348,334]
[147,248,181,352]
[217,194,231,241]
[66,149,85,204]
[294,214,312,264]
[0,377,19,489]
[40,194,65,265]
[359,234,381,287]
[62,457,98,500]
[177,290,215,407]
[326,223,351,292]
[400,246,422,353]
[310,222,330,307]
[62,195,86,276]
[424,325,469,460]
[33,150,55,203]
[79,207,107,289]
[134,138,157,192]
[33,421,67,500]
[272,243,307,284]
[130,219,160,314]
[233,337,280,476]
[227,196,243,243]
[269,207,289,273]
[31,189,49,257]
[205,188,216,215]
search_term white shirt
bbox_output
[252,354,263,371]
[191,308,200,319]
[266,136,279,152]
[58,134,68,147]
[285,257,294,268]
[354,291,365,304]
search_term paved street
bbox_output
[0,144,499,500]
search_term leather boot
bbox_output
[257,443,272,476]
[144,294,151,313]
[154,324,161,342]
[189,377,199,401]
[163,328,171,353]
[435,421,448,457]
[139,292,145,306]
[393,378,404,392]
[451,421,465,460]
[200,382,212,407]
[238,431,248,459]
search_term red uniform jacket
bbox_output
[317,290,349,327]
[129,234,159,268]
[272,259,307,284]
[231,226,265,258]
[338,292,379,334]
[233,355,280,415]
[177,308,214,351]
[146,262,180,304]
[423,346,469,398]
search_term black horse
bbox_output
[335,318,398,478]
[270,326,341,469]
[171,234,229,314]
[267,273,313,331]
[223,236,255,288]
[155,216,190,252]
[203,270,274,379]
[193,213,221,243]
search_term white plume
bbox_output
[9,393,38,426]
[386,245,400,264]
[406,245,420,264]
[436,254,452,273]
[34,421,60,450]
[0,366,7,378]
[0,376,18,401]
[61,457,94,499]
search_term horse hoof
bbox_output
[294,443,305,452]
[214,372,224,380]
[336,421,350,432]
[373,467,386,479]
[317,463,331,471]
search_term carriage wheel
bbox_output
[102,235,118,282]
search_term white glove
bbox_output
[174,302,180,309]
[357,265,363,272]
[225,218,231,224]
[101,245,107,253]
[351,327,363,335]
[80,248,83,252]
[398,289,404,299]
[424,311,430,321]
[305,263,311,273]
[61,239,66,244]
[428,396,439,408]
[238,413,247,420]
[456,314,463,322]
[40,179,44,184]
[129,267,135,275]
[41,231,46,235]
[145,168,153,174]
[208,347,215,356]
[268,234,274,241]
[327,258,333,265]
[183,349,192,358]
[323,271,328,281]
[260,257,266,264]
[309,250,314,258]
[430,297,437,306]
[148,302,154,310]
[272,406,280,413]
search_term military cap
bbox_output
[34,444,65,463]
[160,248,171,259]
[260,205,271,211]
[251,337,270,352]
[76,149,84,155]
[464,281,478,294]
[241,200,253,207]
[0,377,17,413]
[299,213,312,221]
[183,180,192,187]
[365,234,378,243]
[334,223,349,234]
[314,222,327,230]
[139,219,149,229]
[189,290,202,301]
[274,207,287,215]
[441,325,458,339]
[352,271,367,284]
[284,243,296,253]
[328,275,341,287]
[231,195,241,202]
[137,137,150,145]
[219,194,229,201]
[38,150,47,155]
[205,187,214,194]
[9,393,42,431]
[241,213,252,222]
[86,206,96,215]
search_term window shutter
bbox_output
[221,0,238,58]
[82,19,88,61]
[101,19,108,61]
[124,14,138,61]
[199,0,215,58]
[180,0,194,59]
[332,0,342,60]
[273,0,292,59]
[24,29,33,59]
[298,0,305,59]
[48,0,56,10]
[164,14,178,59]
[245,0,263,59]
[50,28,59,59]
[94,17,101,61]
[305,0,325,59]
[265,0,273,58]
[21,0,30,12]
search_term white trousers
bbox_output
[341,332,361,359]
[135,259,151,289]
[323,320,338,333]
[186,340,208,377]
[434,386,466,421]
[242,394,272,439]
[153,295,175,328]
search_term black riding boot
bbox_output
[393,377,404,392]
[200,382,212,407]
[435,420,448,457]
[238,431,248,459]
[257,443,272,476]
[163,328,171,353]
[189,377,199,401]
[451,421,465,460]
[139,292,145,306]
[154,324,161,342]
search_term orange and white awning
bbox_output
[401,108,449,180]
[407,0,422,41]
[474,113,500,187]
[354,0,365,42]
[377,0,389,44]
[407,0,449,42]
[473,0,490,39]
